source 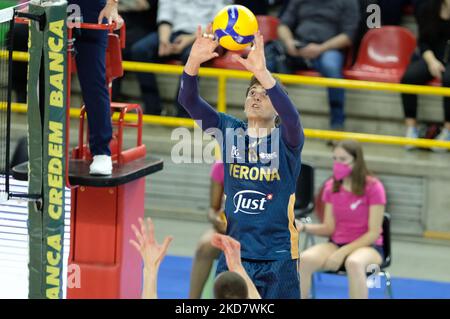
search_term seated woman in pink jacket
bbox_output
[297,139,386,299]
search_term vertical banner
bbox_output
[27,0,67,299]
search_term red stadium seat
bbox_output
[166,59,183,65]
[211,15,280,70]
[402,4,414,15]
[210,49,249,70]
[344,26,417,83]
[256,15,279,43]
[295,70,321,77]
[429,78,442,87]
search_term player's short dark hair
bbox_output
[214,271,248,299]
[245,75,287,97]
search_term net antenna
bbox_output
[0,5,16,204]
[0,3,44,203]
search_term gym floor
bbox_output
[148,216,450,284]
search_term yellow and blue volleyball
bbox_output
[212,5,258,51]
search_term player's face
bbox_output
[333,147,354,168]
[244,85,277,122]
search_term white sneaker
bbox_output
[431,128,450,153]
[89,155,113,175]
[405,126,419,150]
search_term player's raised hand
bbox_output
[231,31,266,75]
[211,233,243,272]
[188,24,220,65]
[130,217,173,270]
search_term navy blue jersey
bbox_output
[216,113,302,261]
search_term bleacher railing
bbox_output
[7,50,450,150]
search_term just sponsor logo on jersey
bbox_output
[233,190,273,214]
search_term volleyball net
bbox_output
[0,4,15,203]
[0,0,68,299]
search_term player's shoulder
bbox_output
[219,112,244,124]
[218,112,245,129]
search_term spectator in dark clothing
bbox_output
[378,0,410,25]
[276,0,292,17]
[377,0,426,25]
[273,0,360,130]
[401,0,450,151]
[353,0,378,61]
[233,0,290,16]
[233,0,269,15]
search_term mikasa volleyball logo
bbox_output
[233,190,272,214]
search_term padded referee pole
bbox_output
[27,1,68,299]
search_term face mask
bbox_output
[333,162,353,180]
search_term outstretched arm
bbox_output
[130,218,173,299]
[232,32,304,149]
[178,24,221,131]
[211,234,261,299]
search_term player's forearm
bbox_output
[184,57,202,76]
[177,72,219,130]
[142,268,158,299]
[234,267,261,299]
[264,77,304,148]
[253,69,276,90]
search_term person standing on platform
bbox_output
[69,0,123,175]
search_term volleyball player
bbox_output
[178,24,305,298]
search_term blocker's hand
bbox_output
[130,217,173,270]
[211,233,243,272]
